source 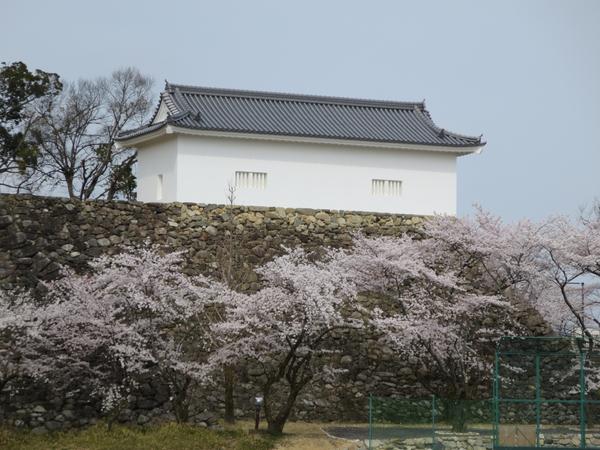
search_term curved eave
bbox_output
[116,122,485,155]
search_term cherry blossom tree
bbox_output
[421,207,543,298]
[0,290,46,415]
[424,207,600,342]
[535,207,600,341]
[209,247,361,434]
[36,245,219,426]
[341,233,518,431]
[422,208,600,406]
[3,205,598,434]
[580,202,600,279]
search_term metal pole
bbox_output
[432,394,436,449]
[368,394,373,450]
[494,348,500,448]
[580,350,587,448]
[535,353,541,448]
[581,282,585,336]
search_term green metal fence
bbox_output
[493,336,600,449]
[368,396,493,449]
[367,337,600,450]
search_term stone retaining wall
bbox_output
[369,431,492,450]
[0,194,428,430]
[368,430,600,450]
[544,432,600,447]
[0,194,549,431]
[0,194,420,290]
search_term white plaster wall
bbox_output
[174,134,457,215]
[152,100,169,123]
[136,136,178,202]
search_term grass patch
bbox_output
[0,422,279,450]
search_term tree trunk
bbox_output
[171,376,191,423]
[65,176,75,199]
[450,399,468,432]
[265,387,300,435]
[173,394,189,423]
[223,365,236,424]
[267,417,286,435]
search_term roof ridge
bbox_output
[167,83,425,110]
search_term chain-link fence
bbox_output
[368,396,493,449]
[494,336,600,449]
[367,337,600,450]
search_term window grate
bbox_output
[235,171,267,190]
[372,179,402,196]
[157,174,163,200]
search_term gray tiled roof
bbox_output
[117,83,484,148]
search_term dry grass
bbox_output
[0,420,365,450]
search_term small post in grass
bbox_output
[254,395,264,430]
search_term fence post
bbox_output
[368,394,373,450]
[432,394,437,449]
[580,351,587,448]
[494,347,500,448]
[535,353,541,447]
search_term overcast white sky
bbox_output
[2,0,599,220]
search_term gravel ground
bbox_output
[325,425,494,441]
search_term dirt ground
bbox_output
[272,422,364,450]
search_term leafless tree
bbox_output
[218,182,253,424]
[31,67,153,200]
